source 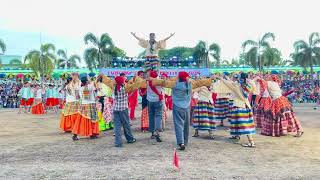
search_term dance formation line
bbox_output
[20,33,304,150]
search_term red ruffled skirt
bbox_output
[20,99,28,106]
[46,98,59,107]
[20,98,34,106]
[254,97,272,128]
[31,101,45,114]
[261,96,303,136]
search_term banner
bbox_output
[99,68,210,77]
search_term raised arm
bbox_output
[131,32,142,41]
[162,33,175,41]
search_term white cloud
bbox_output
[1,0,320,60]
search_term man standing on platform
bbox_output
[130,32,175,71]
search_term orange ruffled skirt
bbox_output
[60,101,80,132]
[31,101,45,114]
[60,113,79,132]
[72,115,99,136]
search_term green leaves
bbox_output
[84,33,99,46]
[309,32,320,46]
[242,40,258,50]
[209,43,221,67]
[291,32,320,73]
[242,32,276,70]
[56,49,81,68]
[25,43,56,78]
[261,32,275,43]
[83,32,125,70]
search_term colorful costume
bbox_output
[128,89,138,121]
[31,88,45,114]
[214,94,230,125]
[19,87,32,106]
[261,75,303,137]
[139,88,149,131]
[46,87,59,107]
[215,79,256,136]
[96,82,113,131]
[254,79,272,128]
[192,86,217,130]
[60,83,81,132]
[72,83,99,137]
[137,38,166,71]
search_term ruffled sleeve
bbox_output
[138,38,148,48]
[157,40,166,49]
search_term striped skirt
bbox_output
[229,106,256,136]
[192,101,217,130]
[214,98,230,122]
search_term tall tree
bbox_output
[24,43,56,78]
[262,48,282,67]
[242,32,276,70]
[0,39,5,54]
[209,43,221,67]
[57,49,81,69]
[193,41,209,68]
[84,33,126,70]
[193,41,221,68]
[291,32,320,73]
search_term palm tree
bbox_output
[83,33,114,70]
[25,43,56,78]
[263,48,282,67]
[57,49,81,69]
[193,41,209,68]
[193,41,221,68]
[291,32,320,74]
[0,39,5,54]
[279,59,294,66]
[209,43,221,67]
[242,32,276,70]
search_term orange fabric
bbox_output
[72,115,99,136]
[60,113,79,132]
[258,97,272,111]
[271,96,292,116]
[31,102,45,114]
[141,108,149,130]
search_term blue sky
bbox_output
[1,0,320,64]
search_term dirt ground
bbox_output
[0,104,320,180]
